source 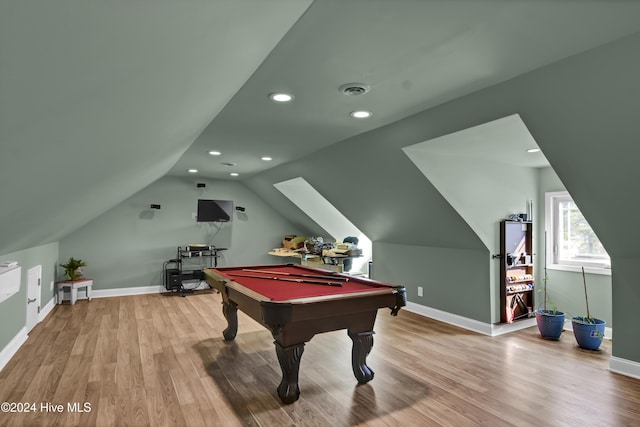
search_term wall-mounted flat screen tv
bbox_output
[197,199,234,222]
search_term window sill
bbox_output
[547,264,611,276]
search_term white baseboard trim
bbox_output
[90,283,213,299]
[39,297,56,323]
[57,285,166,302]
[490,318,537,336]
[404,302,490,335]
[609,356,640,380]
[0,327,28,373]
[404,302,536,336]
[91,285,166,299]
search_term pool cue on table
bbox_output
[242,268,349,281]
[229,272,342,287]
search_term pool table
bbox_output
[203,263,406,404]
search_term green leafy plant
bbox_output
[60,257,87,281]
[547,300,559,315]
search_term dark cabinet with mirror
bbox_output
[499,220,534,323]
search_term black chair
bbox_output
[342,236,359,272]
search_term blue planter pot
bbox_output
[535,310,565,340]
[572,317,605,350]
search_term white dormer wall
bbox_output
[274,177,372,274]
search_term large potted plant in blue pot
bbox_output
[535,253,565,340]
[536,304,565,340]
[572,267,605,350]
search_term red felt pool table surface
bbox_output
[208,263,395,302]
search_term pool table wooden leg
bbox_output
[348,330,375,383]
[221,300,238,340]
[274,341,305,404]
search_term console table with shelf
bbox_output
[56,278,93,305]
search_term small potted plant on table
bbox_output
[571,267,605,350]
[60,257,87,281]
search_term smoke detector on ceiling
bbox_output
[340,83,370,96]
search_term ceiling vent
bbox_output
[340,83,370,96]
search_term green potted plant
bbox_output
[535,242,565,340]
[60,257,87,281]
[571,266,605,350]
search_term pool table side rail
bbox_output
[204,270,268,302]
[203,266,404,305]
[261,290,406,325]
[209,263,398,289]
[266,288,401,304]
[204,267,404,300]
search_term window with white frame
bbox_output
[545,191,610,274]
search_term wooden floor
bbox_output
[1,291,639,427]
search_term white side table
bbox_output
[56,278,93,305]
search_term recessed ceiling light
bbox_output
[350,110,372,119]
[269,92,294,102]
[188,169,198,173]
[261,156,272,161]
[230,172,239,177]
[527,148,541,153]
[209,150,221,156]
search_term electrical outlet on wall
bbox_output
[417,286,423,297]
[192,212,197,220]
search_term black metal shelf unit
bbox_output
[163,245,226,293]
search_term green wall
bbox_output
[245,31,640,365]
[403,121,540,323]
[59,176,310,290]
[373,242,490,323]
[536,167,612,326]
[0,242,58,351]
[612,257,640,360]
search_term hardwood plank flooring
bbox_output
[0,291,638,426]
